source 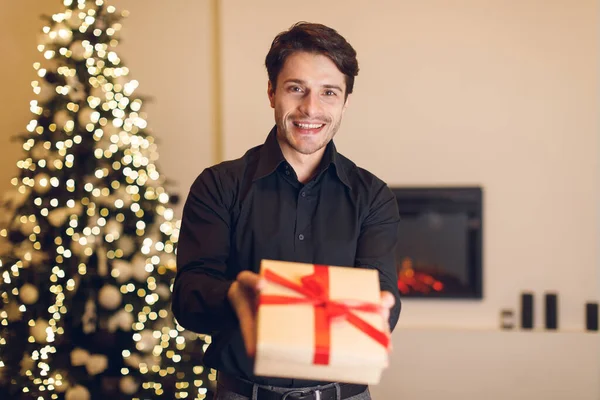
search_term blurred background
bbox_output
[0,0,598,399]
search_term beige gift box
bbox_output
[254,260,390,385]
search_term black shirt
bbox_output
[173,127,401,387]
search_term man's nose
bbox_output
[298,92,320,117]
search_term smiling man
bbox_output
[173,22,401,400]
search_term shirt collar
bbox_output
[253,126,352,190]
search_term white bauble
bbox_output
[37,81,56,103]
[98,284,122,310]
[30,319,50,343]
[70,239,88,259]
[118,236,136,257]
[123,353,142,369]
[47,203,82,228]
[54,109,72,130]
[131,255,150,282]
[155,284,171,300]
[77,107,95,126]
[69,40,86,61]
[30,143,50,160]
[19,219,37,236]
[53,23,73,46]
[70,348,90,367]
[119,376,139,395]
[65,385,90,400]
[66,10,82,29]
[47,207,71,227]
[14,241,48,267]
[19,283,39,304]
[111,259,133,283]
[108,309,133,332]
[105,219,122,239]
[5,302,22,321]
[19,355,34,375]
[137,330,157,353]
[53,371,69,392]
[85,354,108,375]
[33,173,52,194]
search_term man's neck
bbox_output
[277,137,326,184]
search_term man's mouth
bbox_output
[293,122,325,131]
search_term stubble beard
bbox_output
[276,114,342,156]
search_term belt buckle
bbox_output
[281,388,321,400]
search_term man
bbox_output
[173,22,401,400]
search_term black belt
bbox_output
[218,373,368,400]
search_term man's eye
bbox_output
[289,86,302,93]
[324,90,336,96]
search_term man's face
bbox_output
[268,51,350,156]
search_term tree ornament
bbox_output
[81,297,97,334]
[30,319,50,343]
[52,23,73,46]
[108,309,133,332]
[5,302,22,322]
[48,204,83,227]
[119,376,139,395]
[131,254,150,282]
[85,354,108,376]
[37,80,56,103]
[54,109,71,130]
[30,143,50,160]
[19,283,39,304]
[98,284,121,310]
[137,330,157,353]
[69,40,86,61]
[117,235,136,257]
[65,385,91,400]
[66,10,82,29]
[155,284,171,300]
[105,219,122,239]
[111,259,133,283]
[77,107,95,126]
[70,348,90,367]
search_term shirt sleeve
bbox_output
[172,167,238,334]
[355,181,401,332]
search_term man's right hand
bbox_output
[227,271,265,357]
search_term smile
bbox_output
[293,122,325,129]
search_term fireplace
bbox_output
[391,187,483,299]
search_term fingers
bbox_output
[229,281,258,357]
[237,270,265,292]
[380,291,395,309]
[230,271,265,357]
[380,291,394,350]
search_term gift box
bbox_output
[254,260,390,385]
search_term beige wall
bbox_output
[221,0,599,330]
[0,1,598,398]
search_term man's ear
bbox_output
[342,93,351,113]
[267,81,275,108]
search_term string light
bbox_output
[1,1,210,398]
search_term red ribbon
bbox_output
[259,265,390,365]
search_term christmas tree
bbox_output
[0,1,215,398]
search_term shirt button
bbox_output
[298,234,304,241]
[285,170,290,175]
[301,191,306,197]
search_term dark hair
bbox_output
[265,22,359,97]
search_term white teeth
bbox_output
[296,123,324,129]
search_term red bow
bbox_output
[259,265,390,365]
